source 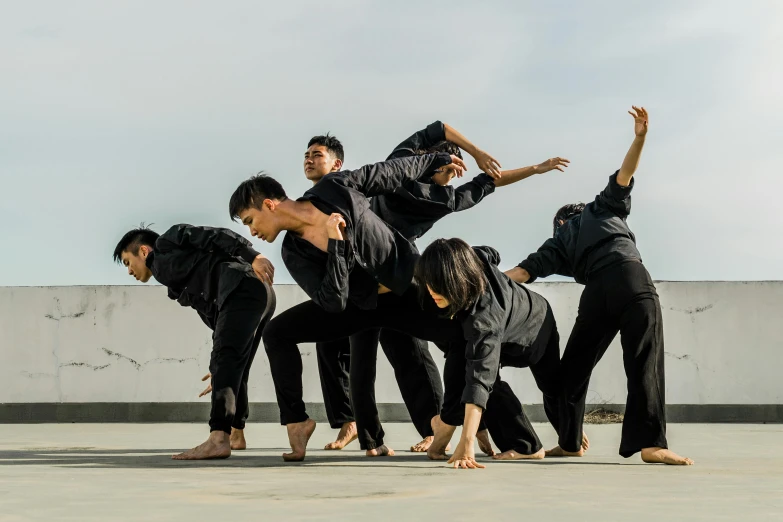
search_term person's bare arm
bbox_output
[443,123,502,179]
[446,403,486,469]
[504,266,531,283]
[494,157,570,187]
[617,106,648,187]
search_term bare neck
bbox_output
[276,199,326,236]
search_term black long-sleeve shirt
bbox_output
[455,246,550,409]
[147,224,261,327]
[518,171,642,284]
[282,153,453,312]
[370,121,497,241]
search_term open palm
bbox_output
[629,106,649,136]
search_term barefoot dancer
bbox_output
[307,124,562,454]
[415,239,564,469]
[232,145,569,462]
[112,225,276,460]
[231,153,466,461]
[505,107,693,465]
[303,132,445,454]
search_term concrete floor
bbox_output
[0,423,781,521]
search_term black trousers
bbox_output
[440,306,562,455]
[208,277,276,434]
[262,288,464,434]
[558,260,667,457]
[316,329,443,449]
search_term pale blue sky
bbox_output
[1,0,781,286]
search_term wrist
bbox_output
[462,433,477,443]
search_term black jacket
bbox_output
[518,171,642,284]
[282,153,453,312]
[371,121,497,241]
[456,246,550,409]
[148,224,261,328]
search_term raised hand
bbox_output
[535,157,570,174]
[629,106,649,136]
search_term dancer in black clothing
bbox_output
[305,124,569,455]
[112,225,276,460]
[506,107,693,465]
[415,238,565,468]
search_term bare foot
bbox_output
[428,415,455,461]
[545,445,585,457]
[477,429,495,456]
[283,418,317,462]
[324,421,358,450]
[366,444,395,457]
[230,428,246,450]
[641,447,694,465]
[582,432,590,451]
[172,431,231,460]
[492,448,545,460]
[410,436,433,452]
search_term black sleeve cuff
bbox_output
[462,383,490,410]
[517,260,538,283]
[433,151,452,168]
[608,170,634,195]
[327,238,346,255]
[426,120,447,143]
[474,173,497,195]
[239,247,261,264]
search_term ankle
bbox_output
[210,430,230,443]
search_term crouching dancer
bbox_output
[416,239,575,469]
[113,224,276,460]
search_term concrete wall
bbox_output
[1,283,782,419]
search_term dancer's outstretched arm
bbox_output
[617,106,648,187]
[493,157,570,187]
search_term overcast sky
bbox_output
[1,0,781,286]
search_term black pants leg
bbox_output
[558,261,668,457]
[262,289,463,425]
[609,263,668,457]
[483,376,543,454]
[527,309,563,435]
[437,342,487,433]
[347,329,384,449]
[557,282,617,453]
[316,338,354,429]
[232,328,261,430]
[209,278,273,434]
[379,329,443,439]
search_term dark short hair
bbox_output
[413,140,463,160]
[113,225,159,264]
[307,133,345,162]
[229,173,288,221]
[553,203,586,235]
[415,238,486,317]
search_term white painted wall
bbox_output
[1,283,781,405]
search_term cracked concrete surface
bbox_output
[3,283,783,405]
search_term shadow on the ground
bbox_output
[0,447,625,470]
